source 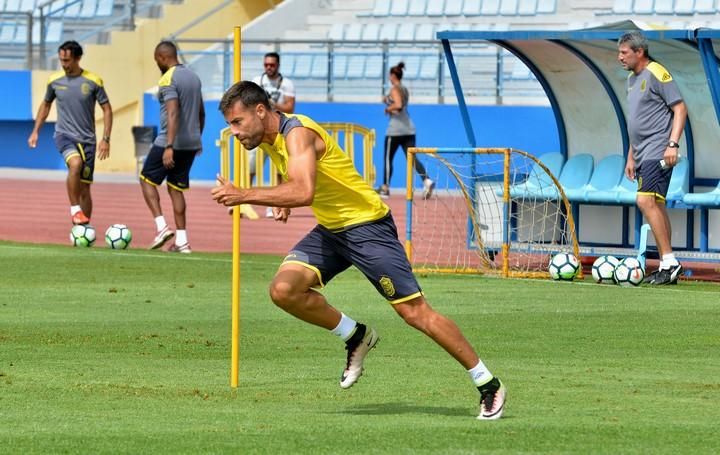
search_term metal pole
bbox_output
[39,7,46,70]
[26,12,33,70]
[230,26,242,389]
[327,41,334,102]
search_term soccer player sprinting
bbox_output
[212,81,506,420]
[618,31,687,285]
[28,40,113,226]
[140,41,205,253]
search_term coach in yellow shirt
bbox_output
[212,81,506,420]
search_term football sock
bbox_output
[175,229,188,246]
[468,360,493,388]
[660,253,679,270]
[331,313,358,341]
[70,205,81,216]
[154,216,167,232]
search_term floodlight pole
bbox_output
[230,25,241,389]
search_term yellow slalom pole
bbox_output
[405,148,414,261]
[230,25,241,388]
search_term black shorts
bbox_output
[283,214,423,304]
[637,159,672,202]
[140,145,198,191]
[55,134,96,183]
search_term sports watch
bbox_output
[668,140,679,148]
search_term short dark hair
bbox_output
[219,81,271,114]
[155,40,178,57]
[58,40,83,58]
[618,31,649,57]
[264,52,280,64]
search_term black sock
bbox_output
[477,377,499,395]
[345,323,366,346]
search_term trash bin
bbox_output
[131,126,157,175]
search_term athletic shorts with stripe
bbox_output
[55,133,96,183]
[140,145,198,191]
[636,159,672,202]
[283,213,423,304]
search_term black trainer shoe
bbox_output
[340,323,379,389]
[652,263,683,285]
[477,377,506,420]
[643,269,659,284]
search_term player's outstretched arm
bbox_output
[98,101,113,160]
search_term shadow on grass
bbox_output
[334,402,470,417]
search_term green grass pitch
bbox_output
[1,241,719,454]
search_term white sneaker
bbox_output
[149,227,174,250]
[477,378,506,420]
[168,242,192,254]
[340,324,379,389]
[422,178,435,200]
[265,207,274,218]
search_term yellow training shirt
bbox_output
[259,113,389,231]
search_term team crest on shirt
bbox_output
[81,82,90,95]
[379,276,396,297]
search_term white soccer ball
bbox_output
[70,224,96,247]
[105,224,132,249]
[549,252,580,281]
[613,257,644,287]
[591,255,620,284]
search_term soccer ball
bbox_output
[591,255,620,284]
[70,224,96,247]
[614,257,644,287]
[105,224,132,249]
[549,252,580,281]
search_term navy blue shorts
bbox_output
[55,134,96,183]
[140,145,198,191]
[637,159,672,202]
[284,214,423,304]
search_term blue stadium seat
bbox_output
[674,0,694,14]
[481,0,501,15]
[584,172,637,204]
[463,0,482,15]
[371,0,391,16]
[654,0,673,14]
[415,23,435,45]
[536,0,556,13]
[45,20,63,43]
[327,23,344,41]
[0,23,16,43]
[344,23,363,45]
[379,23,398,41]
[407,0,426,16]
[79,0,98,18]
[65,0,81,17]
[694,0,716,13]
[361,22,380,42]
[364,55,383,78]
[390,0,409,16]
[311,54,327,79]
[500,0,519,15]
[425,0,445,16]
[444,0,463,16]
[419,54,438,79]
[665,158,690,204]
[633,0,653,14]
[346,55,366,79]
[397,22,415,44]
[683,182,720,206]
[333,54,348,79]
[515,153,593,200]
[96,0,114,16]
[504,152,564,198]
[612,0,633,14]
[13,23,27,44]
[19,0,36,12]
[564,154,624,202]
[517,0,538,15]
[4,0,21,11]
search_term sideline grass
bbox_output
[1,241,719,454]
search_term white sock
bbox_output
[331,313,357,342]
[154,216,167,232]
[176,229,188,246]
[70,205,81,216]
[468,360,494,387]
[660,253,679,269]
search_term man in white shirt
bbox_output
[251,52,295,217]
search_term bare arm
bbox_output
[28,101,52,148]
[625,146,636,181]
[97,101,113,160]
[384,86,403,115]
[664,101,687,168]
[163,98,179,168]
[274,95,295,114]
[212,127,320,208]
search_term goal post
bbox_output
[406,147,582,279]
